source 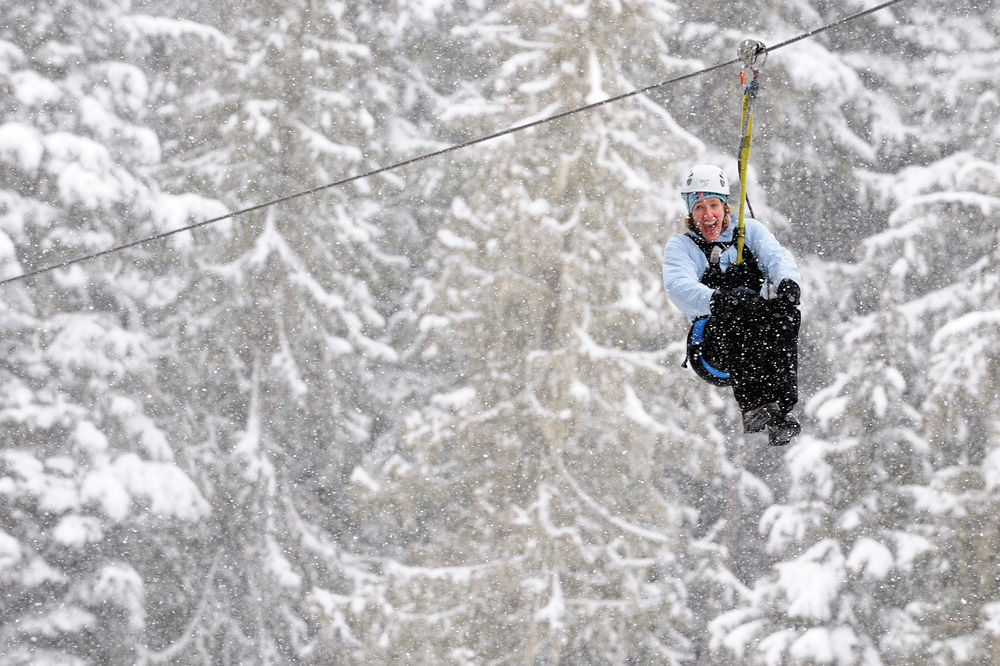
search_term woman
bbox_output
[662,164,802,446]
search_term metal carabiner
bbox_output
[738,39,768,72]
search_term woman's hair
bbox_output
[685,203,733,234]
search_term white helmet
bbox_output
[680,164,730,198]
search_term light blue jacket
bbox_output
[662,217,801,322]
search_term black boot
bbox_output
[742,401,781,433]
[767,413,801,446]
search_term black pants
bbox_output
[701,300,801,414]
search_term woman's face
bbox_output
[690,197,727,242]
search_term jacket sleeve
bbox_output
[743,219,801,287]
[662,235,713,321]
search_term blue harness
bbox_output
[687,316,731,386]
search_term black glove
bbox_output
[777,279,801,306]
[711,287,763,316]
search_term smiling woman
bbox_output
[662,163,803,446]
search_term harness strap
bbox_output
[685,232,732,258]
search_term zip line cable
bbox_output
[0,0,908,288]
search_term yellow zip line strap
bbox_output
[0,0,911,289]
[736,92,751,265]
[735,39,766,265]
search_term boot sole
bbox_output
[768,421,801,446]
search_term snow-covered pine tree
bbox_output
[119,2,444,661]
[313,1,760,662]
[0,2,212,663]
[863,153,1000,665]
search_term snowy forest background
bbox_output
[1,0,998,663]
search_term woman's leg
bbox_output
[702,302,800,415]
